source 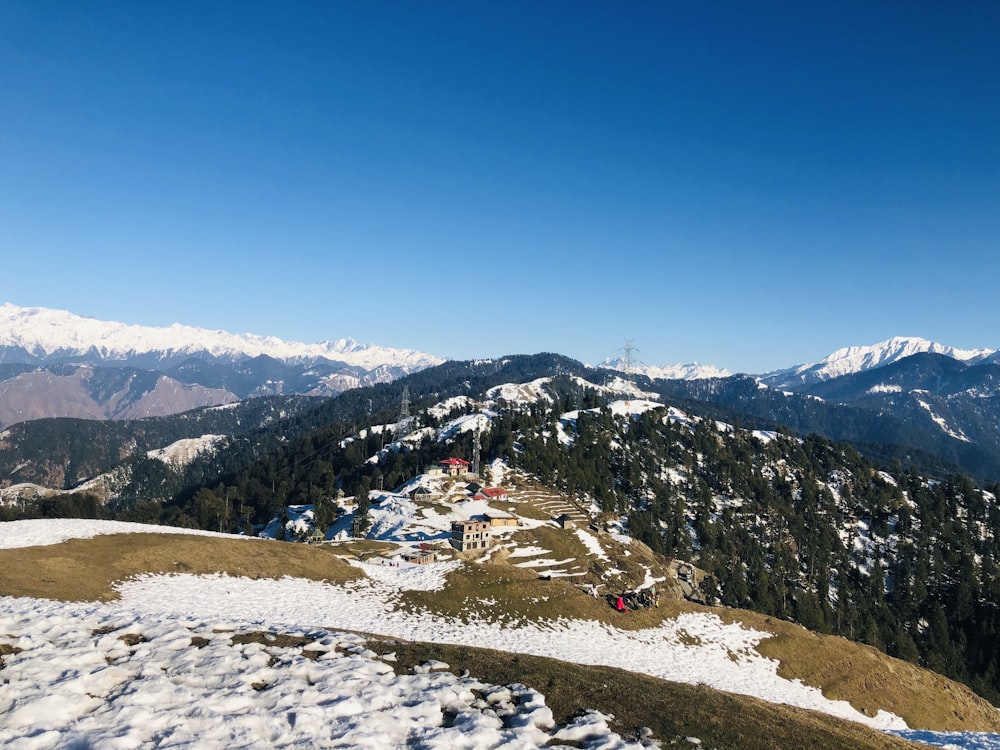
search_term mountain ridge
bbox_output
[5,303,997,386]
[4,304,1000,483]
[762,336,997,389]
[0,303,443,372]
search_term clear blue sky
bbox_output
[2,1,997,373]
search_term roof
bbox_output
[402,549,434,560]
[482,487,507,498]
[483,509,515,519]
[439,457,469,467]
[451,518,490,530]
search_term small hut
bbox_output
[402,549,436,565]
[555,514,577,529]
[484,510,519,528]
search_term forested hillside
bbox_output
[650,371,1000,482]
[509,396,1000,703]
[0,396,324,491]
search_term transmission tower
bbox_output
[621,339,639,385]
[471,418,482,478]
[397,386,412,437]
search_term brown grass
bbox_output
[0,533,361,602]
[401,552,690,631]
[717,607,1000,732]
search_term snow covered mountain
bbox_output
[762,336,996,389]
[0,303,443,372]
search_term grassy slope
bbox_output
[1,530,998,741]
[0,533,362,602]
[743,610,1000,733]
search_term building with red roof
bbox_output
[439,457,470,477]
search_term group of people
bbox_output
[612,585,659,613]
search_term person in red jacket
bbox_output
[615,594,627,612]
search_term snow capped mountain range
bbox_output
[0,303,443,371]
[4,304,995,386]
[762,336,998,389]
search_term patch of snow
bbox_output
[438,412,491,441]
[427,395,474,419]
[608,399,662,417]
[0,518,242,550]
[107,572,908,732]
[147,434,227,469]
[485,378,553,405]
[574,527,609,561]
[598,358,731,381]
[0,593,644,749]
[915,399,970,442]
[868,383,903,394]
[514,557,577,569]
[348,557,461,591]
[507,545,552,558]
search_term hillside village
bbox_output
[263,453,693,609]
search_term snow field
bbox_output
[109,568,907,732]
[0,595,649,749]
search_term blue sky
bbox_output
[2,1,997,373]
